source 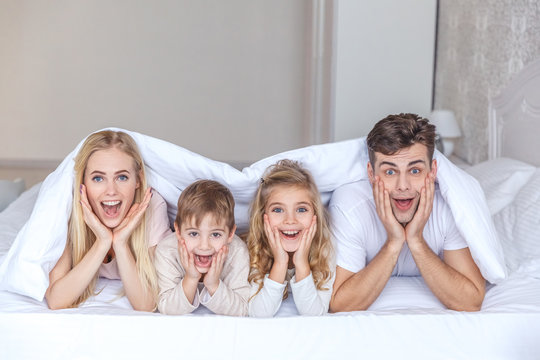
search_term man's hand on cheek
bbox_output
[405,174,435,248]
[372,176,406,249]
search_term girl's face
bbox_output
[264,185,314,252]
[83,147,140,229]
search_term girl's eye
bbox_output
[118,175,128,181]
[272,207,283,213]
[92,176,103,182]
[385,169,395,176]
[297,207,309,213]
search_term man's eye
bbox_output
[118,175,128,181]
[92,176,103,182]
[411,168,421,175]
[272,208,283,213]
[385,169,395,176]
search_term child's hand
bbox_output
[113,187,152,251]
[203,244,229,296]
[264,214,289,266]
[178,237,201,281]
[292,215,317,282]
[80,184,112,250]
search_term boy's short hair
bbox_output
[175,179,235,232]
[366,113,436,166]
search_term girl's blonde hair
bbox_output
[246,159,333,299]
[69,130,157,307]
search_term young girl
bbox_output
[247,159,335,317]
[45,130,171,311]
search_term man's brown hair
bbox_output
[175,180,235,232]
[366,113,436,166]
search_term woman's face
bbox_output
[83,147,140,229]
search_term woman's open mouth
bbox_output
[101,200,122,217]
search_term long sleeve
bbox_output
[154,234,199,315]
[290,271,335,316]
[200,236,251,316]
[248,274,287,317]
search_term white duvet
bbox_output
[0,128,506,301]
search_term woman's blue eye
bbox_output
[92,176,103,182]
[385,169,395,176]
[272,208,283,213]
[118,175,128,181]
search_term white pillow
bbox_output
[465,158,536,215]
[0,178,25,212]
[494,169,540,275]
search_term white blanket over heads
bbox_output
[0,128,506,301]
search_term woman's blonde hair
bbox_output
[246,159,333,299]
[69,130,157,307]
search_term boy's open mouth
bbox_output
[195,254,214,267]
[101,201,122,217]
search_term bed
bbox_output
[1,59,540,359]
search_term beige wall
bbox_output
[0,1,310,167]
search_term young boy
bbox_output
[154,180,250,316]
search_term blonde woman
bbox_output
[247,160,335,317]
[45,131,171,311]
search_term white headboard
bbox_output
[489,58,540,166]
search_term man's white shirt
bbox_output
[329,180,468,276]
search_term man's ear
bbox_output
[367,162,375,183]
[430,159,438,179]
[227,225,237,244]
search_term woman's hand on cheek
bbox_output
[264,214,289,266]
[292,215,316,281]
[80,184,112,249]
[112,187,152,250]
[204,245,228,296]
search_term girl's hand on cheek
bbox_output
[264,214,288,266]
[178,238,201,281]
[293,215,316,281]
[80,184,112,249]
[204,245,228,296]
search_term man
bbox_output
[329,113,485,312]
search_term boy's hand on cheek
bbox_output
[178,238,201,281]
[204,245,229,296]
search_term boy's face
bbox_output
[368,143,437,225]
[175,214,235,274]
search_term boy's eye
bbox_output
[118,175,128,181]
[188,231,198,237]
[211,232,222,238]
[385,169,395,176]
[272,207,283,213]
[92,176,103,182]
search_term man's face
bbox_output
[368,143,437,225]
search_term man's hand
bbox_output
[372,176,406,250]
[405,174,435,248]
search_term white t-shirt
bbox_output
[329,180,467,276]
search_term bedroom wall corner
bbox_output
[434,0,540,164]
